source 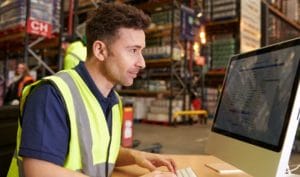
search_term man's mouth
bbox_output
[128,71,139,78]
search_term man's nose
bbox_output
[137,54,146,69]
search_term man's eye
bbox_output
[131,49,137,53]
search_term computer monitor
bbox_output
[205,37,300,177]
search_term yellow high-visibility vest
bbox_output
[7,70,122,177]
[64,41,87,69]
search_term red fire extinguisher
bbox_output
[121,106,133,148]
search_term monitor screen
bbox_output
[212,42,300,152]
[205,38,300,177]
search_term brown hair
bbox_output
[86,2,151,58]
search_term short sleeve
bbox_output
[19,83,69,166]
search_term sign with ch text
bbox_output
[26,19,52,38]
[26,1,53,38]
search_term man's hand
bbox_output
[140,170,177,177]
[116,147,177,174]
[132,150,177,173]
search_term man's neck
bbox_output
[84,61,114,98]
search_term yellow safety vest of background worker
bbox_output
[7,69,122,177]
[64,39,87,70]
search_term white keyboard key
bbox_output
[176,169,183,177]
[176,167,198,177]
[180,168,189,177]
[185,167,197,177]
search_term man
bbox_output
[4,63,34,105]
[7,2,177,177]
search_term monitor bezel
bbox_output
[211,37,300,152]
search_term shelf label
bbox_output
[180,5,196,41]
[240,0,261,52]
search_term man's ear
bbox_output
[93,40,108,61]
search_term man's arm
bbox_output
[116,147,177,173]
[115,147,135,166]
[23,158,88,177]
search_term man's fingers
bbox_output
[169,158,177,172]
[143,160,157,171]
[158,158,176,173]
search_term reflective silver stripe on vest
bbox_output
[56,72,114,177]
[14,150,25,177]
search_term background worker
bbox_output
[63,36,87,69]
[7,2,177,177]
[4,63,34,105]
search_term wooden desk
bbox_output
[112,155,251,177]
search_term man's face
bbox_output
[103,28,146,86]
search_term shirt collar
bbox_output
[74,62,119,105]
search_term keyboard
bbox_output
[176,167,198,177]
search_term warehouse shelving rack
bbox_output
[204,0,300,83]
[261,0,300,45]
[0,0,65,80]
[0,0,102,97]
[202,0,300,117]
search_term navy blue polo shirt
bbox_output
[19,62,119,166]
